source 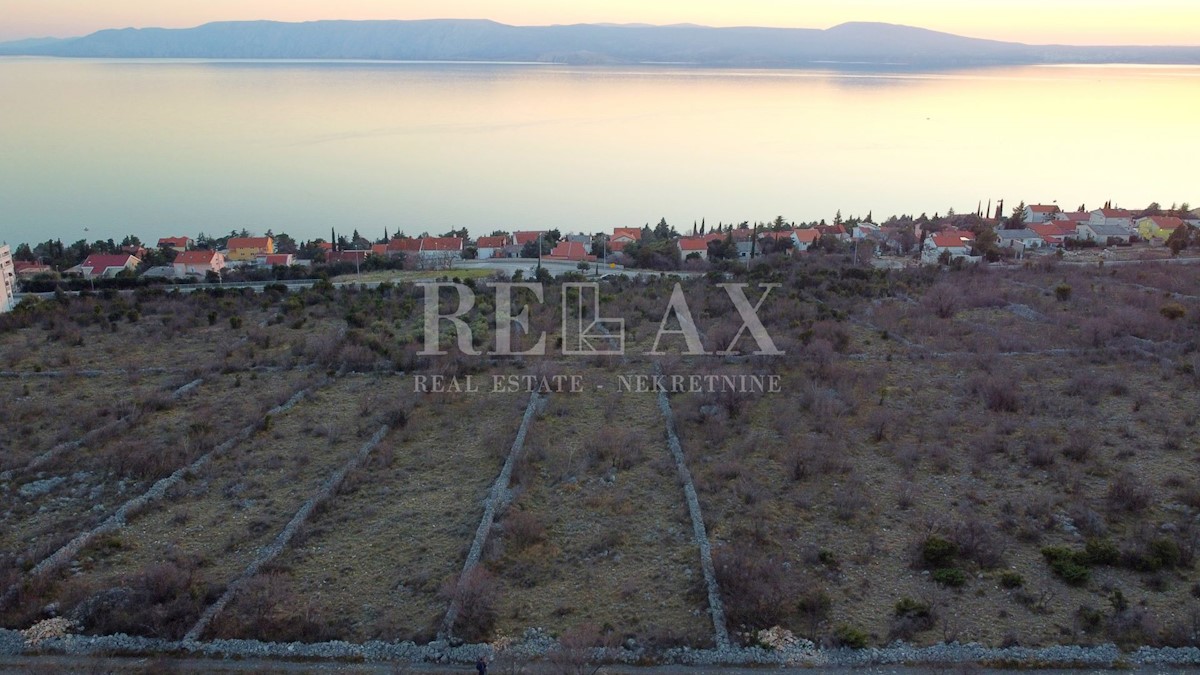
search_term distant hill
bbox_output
[1,19,1198,67]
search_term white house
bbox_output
[922,231,974,263]
[475,235,510,260]
[995,228,1046,258]
[792,229,821,251]
[1076,222,1133,244]
[996,229,1045,249]
[1088,208,1135,233]
[0,245,15,313]
[1029,222,1073,247]
[173,250,226,278]
[418,237,464,267]
[1055,211,1091,226]
[852,223,881,240]
[678,237,711,260]
[69,254,141,279]
[1024,204,1060,224]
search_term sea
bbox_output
[0,58,1197,246]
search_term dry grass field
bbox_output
[1,258,1197,653]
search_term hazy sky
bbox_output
[2,0,1198,46]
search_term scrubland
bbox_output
[0,259,1197,654]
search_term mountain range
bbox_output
[2,20,1199,67]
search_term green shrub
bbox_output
[832,624,869,649]
[1054,284,1072,301]
[818,550,839,568]
[890,597,936,640]
[921,536,958,569]
[894,597,932,619]
[932,567,967,587]
[1075,605,1104,634]
[1080,538,1120,566]
[1126,538,1183,572]
[229,315,243,330]
[1042,546,1090,586]
[999,571,1024,589]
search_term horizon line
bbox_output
[4,18,1200,50]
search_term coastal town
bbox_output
[2,202,1197,310]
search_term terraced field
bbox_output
[1,262,1197,656]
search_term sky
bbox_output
[2,0,1198,46]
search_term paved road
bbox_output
[11,260,698,304]
[457,258,700,279]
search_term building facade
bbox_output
[225,237,275,262]
[0,245,15,313]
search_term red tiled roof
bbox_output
[513,231,545,246]
[13,261,51,274]
[81,254,137,270]
[421,237,463,252]
[1145,216,1184,230]
[1028,205,1059,213]
[318,242,335,251]
[546,241,593,261]
[262,254,294,265]
[1098,208,1132,218]
[371,244,388,256]
[817,224,847,236]
[794,229,821,244]
[678,237,710,251]
[1029,223,1072,238]
[328,251,369,263]
[386,238,422,253]
[227,237,272,250]
[612,228,642,241]
[174,250,221,265]
[476,235,510,249]
[158,236,190,248]
[932,233,973,248]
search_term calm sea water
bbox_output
[0,58,1197,246]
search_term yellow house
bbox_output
[1137,216,1184,241]
[225,236,274,262]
